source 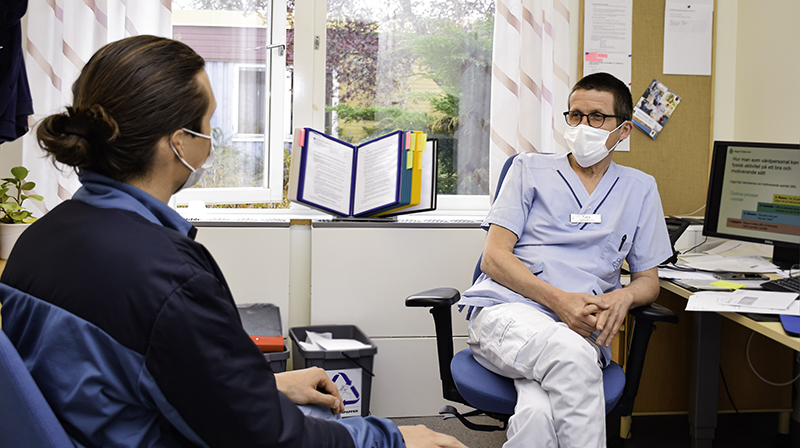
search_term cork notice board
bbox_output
[579,0,714,216]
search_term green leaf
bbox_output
[2,202,20,211]
[20,182,35,190]
[10,166,28,180]
[22,217,37,223]
[25,194,44,202]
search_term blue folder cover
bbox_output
[779,314,799,337]
[294,129,405,217]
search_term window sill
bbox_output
[178,198,490,227]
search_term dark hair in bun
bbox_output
[36,35,207,182]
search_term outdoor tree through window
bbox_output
[325,0,494,196]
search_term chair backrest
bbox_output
[0,329,74,448]
[472,153,520,283]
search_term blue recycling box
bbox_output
[289,325,377,417]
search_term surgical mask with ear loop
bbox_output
[170,128,214,191]
[564,121,625,168]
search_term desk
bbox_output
[660,279,799,448]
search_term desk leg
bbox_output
[689,311,721,448]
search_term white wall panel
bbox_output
[310,226,486,338]
[196,226,292,333]
[369,337,473,418]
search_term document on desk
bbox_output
[686,290,800,315]
[676,253,779,273]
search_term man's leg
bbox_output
[468,302,605,448]
[505,378,557,448]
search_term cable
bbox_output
[746,331,800,386]
[720,365,781,445]
[678,235,709,256]
[719,366,740,414]
[677,204,706,217]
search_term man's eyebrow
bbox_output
[569,107,606,113]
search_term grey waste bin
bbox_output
[289,325,377,417]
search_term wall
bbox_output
[731,0,799,144]
[714,0,800,144]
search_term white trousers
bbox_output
[467,303,606,448]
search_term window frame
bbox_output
[232,63,268,139]
[172,0,286,205]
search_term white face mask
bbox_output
[564,122,624,168]
[170,128,214,191]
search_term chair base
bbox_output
[439,405,509,432]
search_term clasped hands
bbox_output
[555,289,634,347]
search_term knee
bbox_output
[532,327,602,379]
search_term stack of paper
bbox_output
[675,253,779,273]
[686,290,799,315]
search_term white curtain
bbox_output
[489,0,572,195]
[23,0,172,215]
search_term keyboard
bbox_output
[761,276,800,293]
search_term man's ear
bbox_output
[618,120,634,141]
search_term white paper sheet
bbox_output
[676,253,779,273]
[663,0,714,75]
[303,331,373,351]
[703,240,773,258]
[686,291,799,315]
[583,0,633,152]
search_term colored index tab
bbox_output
[709,280,746,290]
[407,133,416,169]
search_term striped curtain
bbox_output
[489,0,572,195]
[22,0,172,215]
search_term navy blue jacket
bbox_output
[0,0,33,143]
[1,200,357,447]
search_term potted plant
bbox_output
[0,166,44,259]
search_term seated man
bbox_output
[459,72,673,448]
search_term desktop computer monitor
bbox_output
[703,140,800,269]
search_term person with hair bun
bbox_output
[1,35,466,448]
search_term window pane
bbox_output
[325,0,494,196]
[238,67,266,135]
[172,1,289,205]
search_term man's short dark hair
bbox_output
[569,72,633,124]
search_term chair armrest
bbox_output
[629,302,679,324]
[405,288,461,308]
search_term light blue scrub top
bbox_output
[461,152,672,364]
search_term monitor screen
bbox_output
[703,141,800,269]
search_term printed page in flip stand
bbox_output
[352,132,404,216]
[632,79,682,139]
[294,130,355,216]
[393,139,438,215]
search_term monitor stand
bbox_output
[772,245,800,270]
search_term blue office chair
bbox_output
[0,328,74,447]
[406,153,678,441]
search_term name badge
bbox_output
[570,213,601,224]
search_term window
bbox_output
[172,0,493,212]
[324,0,495,198]
[171,1,288,205]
